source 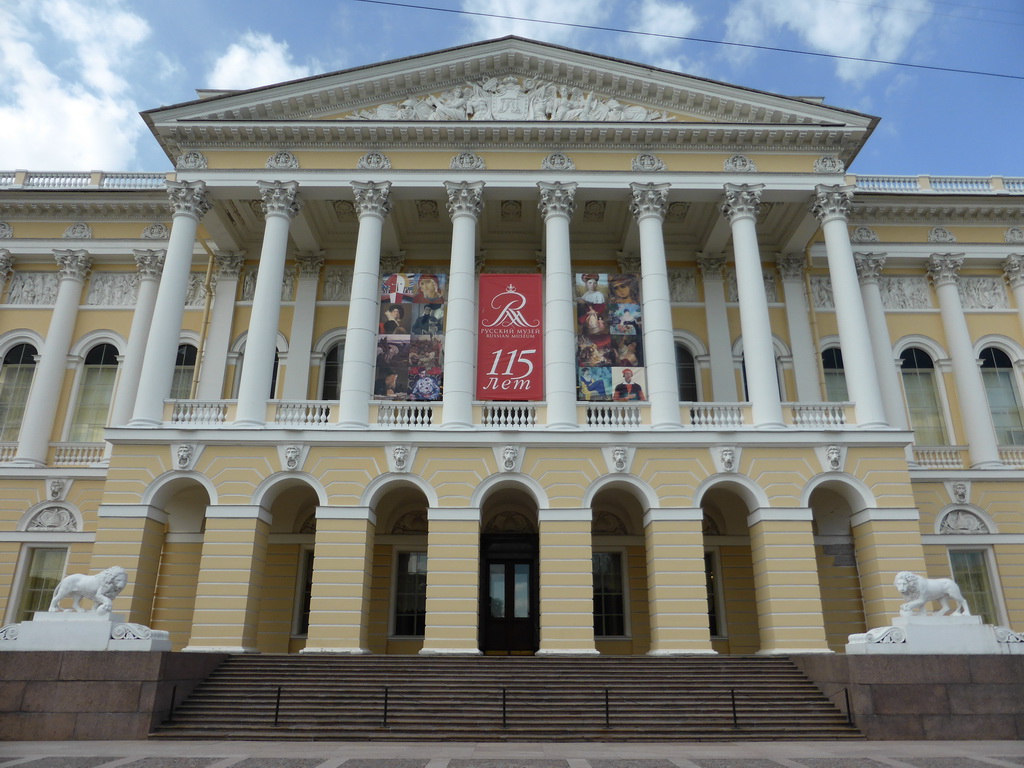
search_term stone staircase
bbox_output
[153,655,862,741]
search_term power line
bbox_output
[352,0,1024,81]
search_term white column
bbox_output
[812,185,888,428]
[927,254,1003,468]
[630,183,681,428]
[195,251,245,400]
[1003,254,1024,337]
[131,181,211,426]
[337,182,392,428]
[721,184,783,427]
[282,250,324,400]
[13,250,91,466]
[775,254,821,402]
[855,253,909,429]
[442,181,484,428]
[109,249,165,426]
[538,182,577,429]
[235,181,302,426]
[697,255,738,401]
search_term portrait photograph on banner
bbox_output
[374,273,447,401]
[477,274,543,401]
[575,272,645,401]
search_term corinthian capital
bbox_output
[775,253,806,282]
[445,181,485,219]
[720,183,763,223]
[351,181,393,221]
[133,249,166,280]
[854,252,886,284]
[215,250,246,278]
[166,180,212,221]
[812,184,854,223]
[295,250,325,279]
[1003,254,1024,290]
[630,182,670,222]
[53,249,92,282]
[926,254,965,288]
[697,254,727,281]
[0,249,12,281]
[537,181,577,220]
[258,180,302,219]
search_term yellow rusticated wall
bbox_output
[815,547,867,652]
[714,546,759,655]
[255,542,302,653]
[150,538,202,650]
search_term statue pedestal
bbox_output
[0,611,172,652]
[847,614,1024,655]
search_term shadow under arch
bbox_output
[470,472,549,511]
[582,474,659,513]
[143,471,219,510]
[361,472,439,511]
[693,473,769,513]
[800,472,877,513]
[253,471,328,510]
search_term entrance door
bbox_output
[481,535,538,653]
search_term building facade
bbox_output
[1,37,1022,656]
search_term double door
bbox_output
[480,534,538,653]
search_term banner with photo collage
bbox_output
[375,273,446,401]
[575,273,646,402]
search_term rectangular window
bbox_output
[949,549,999,625]
[393,551,427,636]
[705,550,721,637]
[593,551,626,637]
[0,359,35,441]
[16,547,67,622]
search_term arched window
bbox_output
[675,343,698,401]
[980,347,1024,445]
[231,348,280,399]
[821,347,848,402]
[169,344,198,400]
[68,344,119,443]
[0,343,37,441]
[900,347,947,445]
[321,341,344,400]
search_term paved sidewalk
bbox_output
[1,741,1024,768]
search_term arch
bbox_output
[253,471,328,510]
[582,474,659,512]
[143,470,219,509]
[470,472,550,510]
[672,330,708,358]
[892,334,949,361]
[800,472,877,512]
[693,474,769,512]
[68,329,126,358]
[934,504,998,535]
[0,329,44,358]
[361,472,439,510]
[229,330,289,355]
[17,501,83,533]
[731,333,790,359]
[313,328,347,355]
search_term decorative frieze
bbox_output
[668,269,698,302]
[357,151,391,170]
[63,223,92,239]
[175,151,208,170]
[939,509,989,535]
[726,270,777,303]
[86,273,138,306]
[880,276,932,309]
[958,277,1007,309]
[632,153,665,172]
[265,151,299,170]
[27,506,77,532]
[851,226,880,243]
[1006,227,1024,244]
[724,154,756,172]
[929,227,957,243]
[814,156,846,173]
[322,267,353,301]
[810,276,834,309]
[5,272,58,304]
[184,273,210,306]
[141,222,170,239]
[542,152,575,171]
[0,222,12,238]
[0,249,11,282]
[450,151,485,171]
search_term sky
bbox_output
[0,0,1021,177]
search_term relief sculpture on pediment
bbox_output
[348,76,674,122]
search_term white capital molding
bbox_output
[697,254,727,281]
[97,504,168,523]
[538,508,591,522]
[850,507,920,527]
[257,180,302,219]
[166,180,212,220]
[205,504,272,525]
[315,506,376,525]
[427,507,482,522]
[630,182,670,221]
[351,181,393,220]
[445,180,485,219]
[747,508,813,526]
[926,253,965,287]
[854,252,887,283]
[812,183,854,224]
[53,249,92,282]
[295,250,325,279]
[133,249,166,280]
[775,253,806,282]
[721,183,763,223]
[215,250,246,278]
[537,181,577,220]
[1003,254,1024,289]
[643,508,703,527]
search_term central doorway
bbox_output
[480,533,539,654]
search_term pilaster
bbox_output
[537,508,597,655]
[420,507,482,654]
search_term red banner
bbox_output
[477,274,544,400]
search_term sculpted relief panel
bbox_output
[347,77,675,122]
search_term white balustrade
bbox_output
[790,403,848,428]
[998,447,1024,468]
[170,400,229,426]
[98,173,167,189]
[481,404,538,428]
[24,172,91,188]
[0,443,16,462]
[376,403,436,428]
[912,447,966,469]
[583,404,643,429]
[53,443,105,466]
[275,401,331,427]
[689,403,745,428]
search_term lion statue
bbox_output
[48,565,128,615]
[894,570,970,616]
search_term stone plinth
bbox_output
[0,612,171,652]
[847,614,1024,655]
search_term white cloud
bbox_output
[724,0,933,83]
[459,0,615,45]
[0,0,150,170]
[207,32,314,90]
[622,0,702,73]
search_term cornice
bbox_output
[850,202,1024,226]
[0,200,169,220]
